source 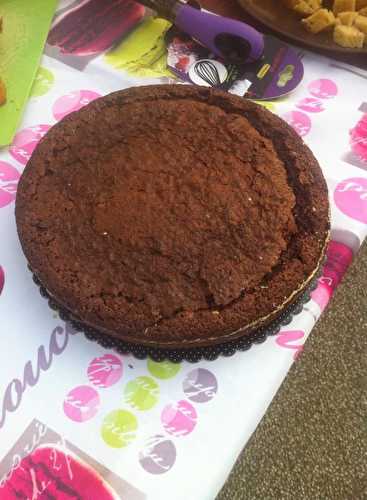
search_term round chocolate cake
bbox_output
[16,85,330,349]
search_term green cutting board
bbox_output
[0,0,57,147]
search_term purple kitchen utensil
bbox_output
[142,0,304,98]
[140,0,264,64]
[166,28,305,100]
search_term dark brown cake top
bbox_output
[16,85,329,346]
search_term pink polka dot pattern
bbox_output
[282,111,311,137]
[350,113,367,163]
[322,240,354,289]
[161,400,197,437]
[0,266,4,296]
[308,79,338,99]
[296,97,325,113]
[183,369,218,403]
[334,177,367,224]
[311,281,332,313]
[0,162,20,208]
[63,385,100,422]
[276,330,305,360]
[87,354,123,388]
[53,90,101,121]
[139,435,176,475]
[9,125,51,165]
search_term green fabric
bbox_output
[0,0,57,146]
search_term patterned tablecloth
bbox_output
[0,1,366,499]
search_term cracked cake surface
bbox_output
[15,85,330,347]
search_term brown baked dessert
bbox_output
[16,85,330,348]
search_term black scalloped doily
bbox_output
[32,270,321,363]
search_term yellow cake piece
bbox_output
[355,13,367,32]
[294,0,322,16]
[333,0,356,15]
[356,0,367,9]
[294,2,315,16]
[308,0,322,9]
[283,0,322,16]
[358,7,367,16]
[333,23,365,46]
[302,9,336,33]
[337,11,359,24]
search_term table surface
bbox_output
[200,1,367,499]
[217,243,367,500]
